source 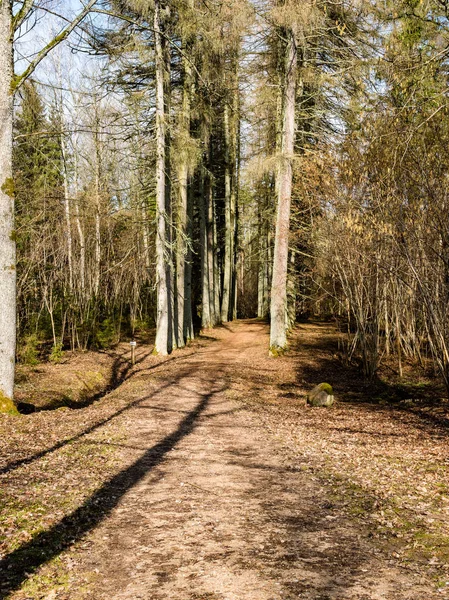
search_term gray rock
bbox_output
[307,383,334,407]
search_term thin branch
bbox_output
[12,0,35,33]
[13,0,98,93]
[90,8,210,93]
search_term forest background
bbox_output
[2,0,449,409]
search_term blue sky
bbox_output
[14,0,106,89]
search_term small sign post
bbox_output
[130,340,137,365]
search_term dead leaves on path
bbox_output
[234,322,449,591]
[1,321,449,597]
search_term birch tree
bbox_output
[0,0,96,412]
[0,0,17,411]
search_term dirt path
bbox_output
[1,321,446,599]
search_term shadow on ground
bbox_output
[0,372,222,599]
[286,323,449,434]
[0,353,188,476]
[17,348,154,415]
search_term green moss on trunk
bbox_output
[1,177,15,197]
[269,345,286,357]
[0,391,19,415]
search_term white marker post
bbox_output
[130,340,137,365]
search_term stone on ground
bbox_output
[307,382,334,407]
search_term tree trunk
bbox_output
[93,113,101,298]
[221,56,239,323]
[231,85,240,320]
[0,0,17,409]
[141,195,151,274]
[175,166,188,346]
[202,135,219,328]
[200,166,212,328]
[175,34,194,347]
[221,103,232,322]
[61,132,74,292]
[207,169,217,325]
[270,27,297,353]
[287,248,297,328]
[154,0,170,355]
[258,207,268,318]
[163,21,174,353]
[257,185,273,320]
[184,182,194,340]
[72,144,86,295]
[212,193,221,325]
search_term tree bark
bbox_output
[93,109,101,298]
[200,166,212,328]
[72,137,86,295]
[184,182,194,340]
[163,20,174,353]
[175,32,194,347]
[0,0,16,406]
[270,26,297,353]
[258,203,268,318]
[231,84,240,320]
[221,55,239,323]
[212,191,221,325]
[207,168,218,325]
[61,132,73,293]
[221,103,232,322]
[154,0,170,355]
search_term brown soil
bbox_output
[1,320,448,599]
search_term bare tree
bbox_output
[0,0,96,410]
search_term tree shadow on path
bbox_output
[0,386,219,599]
[1,353,187,476]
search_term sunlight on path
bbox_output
[2,321,439,600]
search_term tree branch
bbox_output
[12,0,35,33]
[12,0,98,93]
[90,8,210,93]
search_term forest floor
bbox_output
[1,320,449,600]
